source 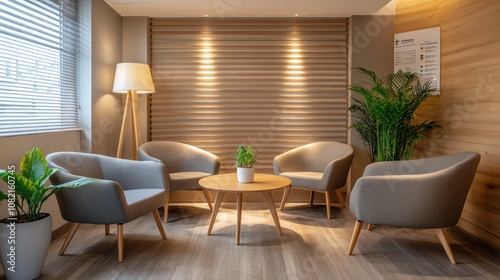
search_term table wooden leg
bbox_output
[262,191,283,235]
[208,191,225,235]
[236,193,243,245]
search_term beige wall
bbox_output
[91,0,123,157]
[348,15,394,194]
[120,17,150,159]
[395,0,500,248]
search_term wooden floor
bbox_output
[2,203,499,280]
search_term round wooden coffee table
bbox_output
[199,173,291,245]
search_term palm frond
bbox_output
[348,68,438,162]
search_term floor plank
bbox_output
[1,203,499,279]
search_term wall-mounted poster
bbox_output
[394,27,441,92]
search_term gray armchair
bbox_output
[273,141,354,219]
[348,152,481,264]
[138,141,220,222]
[46,152,168,262]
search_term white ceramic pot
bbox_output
[237,167,255,183]
[0,213,52,280]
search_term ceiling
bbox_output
[104,0,394,17]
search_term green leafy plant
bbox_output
[348,67,438,162]
[0,147,94,223]
[232,145,257,168]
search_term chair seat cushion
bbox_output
[170,171,211,191]
[280,172,324,191]
[124,189,167,221]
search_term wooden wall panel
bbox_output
[149,18,349,174]
[395,0,500,248]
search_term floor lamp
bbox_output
[113,63,155,159]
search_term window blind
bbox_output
[150,18,348,173]
[0,0,80,136]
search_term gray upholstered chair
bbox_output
[138,141,220,222]
[46,152,168,262]
[273,141,354,219]
[348,152,481,264]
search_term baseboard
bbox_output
[450,226,499,257]
[51,222,71,243]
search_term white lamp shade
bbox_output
[113,63,155,94]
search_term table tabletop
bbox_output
[199,173,291,193]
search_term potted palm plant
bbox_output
[232,145,257,183]
[348,67,438,162]
[0,147,94,280]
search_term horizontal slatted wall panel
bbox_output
[150,18,348,173]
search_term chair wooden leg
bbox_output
[59,223,80,256]
[325,191,332,219]
[153,209,167,239]
[202,188,213,211]
[335,188,346,208]
[117,224,124,263]
[366,224,373,231]
[436,228,457,264]
[105,224,110,235]
[309,191,315,205]
[348,220,364,255]
[163,200,170,223]
[280,186,291,211]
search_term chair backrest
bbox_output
[46,152,104,179]
[287,141,353,172]
[426,152,481,226]
[138,141,219,173]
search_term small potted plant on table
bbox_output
[232,145,257,183]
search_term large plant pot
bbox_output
[237,167,255,183]
[0,213,52,280]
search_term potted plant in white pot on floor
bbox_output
[232,145,257,183]
[0,147,94,280]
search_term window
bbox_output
[0,0,80,136]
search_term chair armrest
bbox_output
[187,151,220,174]
[321,152,354,190]
[273,149,304,174]
[101,157,169,191]
[138,149,163,164]
[52,172,130,224]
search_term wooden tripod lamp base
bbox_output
[116,90,141,159]
[113,63,155,159]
